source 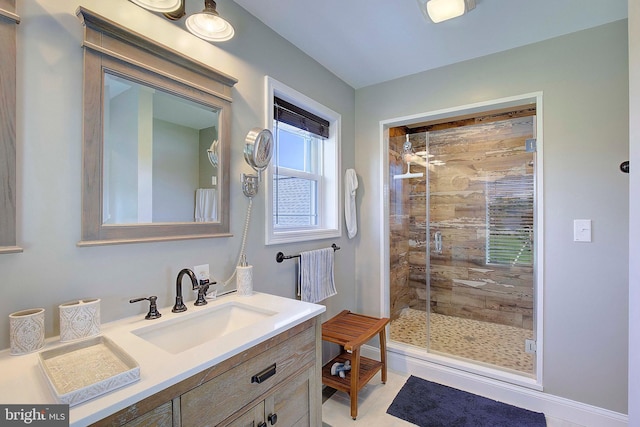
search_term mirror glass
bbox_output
[103,73,220,225]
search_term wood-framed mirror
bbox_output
[77,8,237,246]
[0,0,21,254]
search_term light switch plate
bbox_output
[573,219,592,242]
[193,264,210,283]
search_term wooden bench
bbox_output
[321,310,390,419]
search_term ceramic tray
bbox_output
[38,336,140,407]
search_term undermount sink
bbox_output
[131,302,278,354]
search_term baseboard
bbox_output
[361,345,628,427]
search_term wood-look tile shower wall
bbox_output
[389,127,414,322]
[389,117,535,331]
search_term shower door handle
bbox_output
[434,231,442,254]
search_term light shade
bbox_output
[421,0,475,23]
[186,0,235,42]
[129,0,182,13]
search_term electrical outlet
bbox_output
[193,264,210,284]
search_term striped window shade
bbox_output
[486,175,534,266]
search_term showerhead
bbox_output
[394,134,425,180]
[403,134,412,153]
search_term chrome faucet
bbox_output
[173,268,199,313]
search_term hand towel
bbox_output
[344,169,358,239]
[299,248,337,303]
[195,188,217,222]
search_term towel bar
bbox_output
[276,244,340,263]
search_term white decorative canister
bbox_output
[236,255,253,296]
[59,298,101,342]
[9,308,45,355]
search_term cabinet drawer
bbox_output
[267,366,312,427]
[221,402,265,427]
[181,326,316,427]
[219,367,313,427]
[122,401,172,427]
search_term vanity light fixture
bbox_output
[417,0,475,23]
[129,0,182,13]
[186,0,235,42]
[130,0,235,42]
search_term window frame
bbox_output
[264,76,342,245]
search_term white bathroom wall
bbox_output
[0,0,355,347]
[354,21,629,413]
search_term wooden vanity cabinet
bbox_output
[94,318,321,427]
[221,367,312,427]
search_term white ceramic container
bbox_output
[9,308,45,355]
[38,335,140,406]
[236,265,253,296]
[59,298,101,342]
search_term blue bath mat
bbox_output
[387,376,546,427]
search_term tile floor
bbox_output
[321,370,583,427]
[389,308,535,375]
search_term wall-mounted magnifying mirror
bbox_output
[77,7,237,246]
[242,128,273,197]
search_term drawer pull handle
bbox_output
[251,363,276,384]
[268,413,278,425]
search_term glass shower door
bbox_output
[427,116,536,376]
[388,131,429,349]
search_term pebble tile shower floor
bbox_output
[389,308,534,374]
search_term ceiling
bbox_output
[232,0,628,89]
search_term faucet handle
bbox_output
[130,295,162,320]
[194,280,211,306]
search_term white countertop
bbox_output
[0,292,325,426]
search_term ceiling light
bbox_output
[129,0,182,13]
[417,0,476,23]
[186,0,235,42]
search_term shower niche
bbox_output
[387,100,539,379]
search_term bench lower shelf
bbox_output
[321,352,383,394]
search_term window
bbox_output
[486,175,534,266]
[265,77,341,245]
[273,121,321,227]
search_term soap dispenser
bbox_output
[236,254,253,296]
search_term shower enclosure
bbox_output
[388,108,537,377]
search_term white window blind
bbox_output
[486,175,534,266]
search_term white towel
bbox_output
[344,169,358,239]
[195,188,217,222]
[299,248,337,303]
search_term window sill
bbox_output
[266,228,341,246]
